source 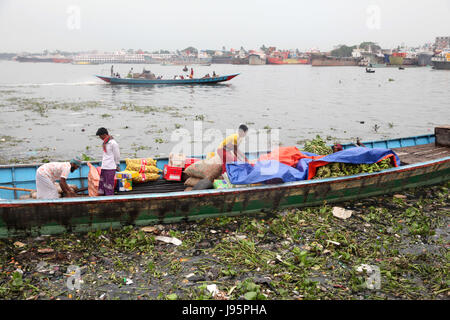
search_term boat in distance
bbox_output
[0,131,449,238]
[96,73,239,85]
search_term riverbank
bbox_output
[1,182,448,300]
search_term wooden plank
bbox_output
[393,143,450,165]
[435,126,450,147]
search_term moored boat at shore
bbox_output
[311,55,361,66]
[14,55,55,63]
[431,52,450,70]
[267,56,309,65]
[1,131,449,238]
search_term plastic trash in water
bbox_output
[332,207,353,219]
[155,236,182,246]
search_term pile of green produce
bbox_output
[302,135,394,179]
[314,158,394,179]
[302,135,333,155]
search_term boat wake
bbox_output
[0,81,100,87]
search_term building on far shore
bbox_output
[435,36,450,50]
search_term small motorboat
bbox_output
[399,66,405,70]
[365,68,375,73]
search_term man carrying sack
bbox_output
[216,124,249,173]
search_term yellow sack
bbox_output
[130,171,160,183]
[125,163,160,173]
[125,158,157,167]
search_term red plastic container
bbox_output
[163,165,183,181]
[184,158,200,169]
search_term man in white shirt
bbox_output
[96,127,121,196]
[36,157,81,199]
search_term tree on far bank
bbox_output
[331,45,356,57]
[182,47,198,55]
[359,42,381,52]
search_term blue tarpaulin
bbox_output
[314,147,400,165]
[306,147,400,179]
[226,160,305,185]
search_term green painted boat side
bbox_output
[0,156,449,238]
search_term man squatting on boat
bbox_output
[35,158,81,199]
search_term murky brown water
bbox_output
[0,60,449,163]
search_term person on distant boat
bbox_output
[183,65,188,72]
[111,65,114,77]
[189,68,194,79]
[180,75,184,79]
[212,71,217,77]
[96,127,120,196]
[174,75,178,79]
[116,72,121,78]
[202,74,210,78]
[216,124,249,173]
[35,158,81,199]
[127,68,133,78]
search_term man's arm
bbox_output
[234,145,248,162]
[113,142,121,171]
[59,178,76,197]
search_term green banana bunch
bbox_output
[313,158,394,179]
[303,135,333,155]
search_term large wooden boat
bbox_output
[0,132,449,238]
[96,74,239,85]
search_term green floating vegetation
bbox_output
[118,103,179,114]
[5,97,103,116]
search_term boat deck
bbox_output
[393,143,450,165]
[116,179,186,196]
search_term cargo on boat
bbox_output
[1,128,449,238]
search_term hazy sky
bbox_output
[0,0,449,52]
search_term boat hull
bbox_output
[267,57,308,65]
[15,56,54,63]
[389,56,404,65]
[432,60,450,70]
[96,74,239,85]
[311,56,360,66]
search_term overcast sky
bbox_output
[0,0,449,52]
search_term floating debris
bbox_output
[37,248,54,254]
[332,207,353,219]
[13,241,26,248]
[155,236,182,246]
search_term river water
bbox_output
[0,60,448,163]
